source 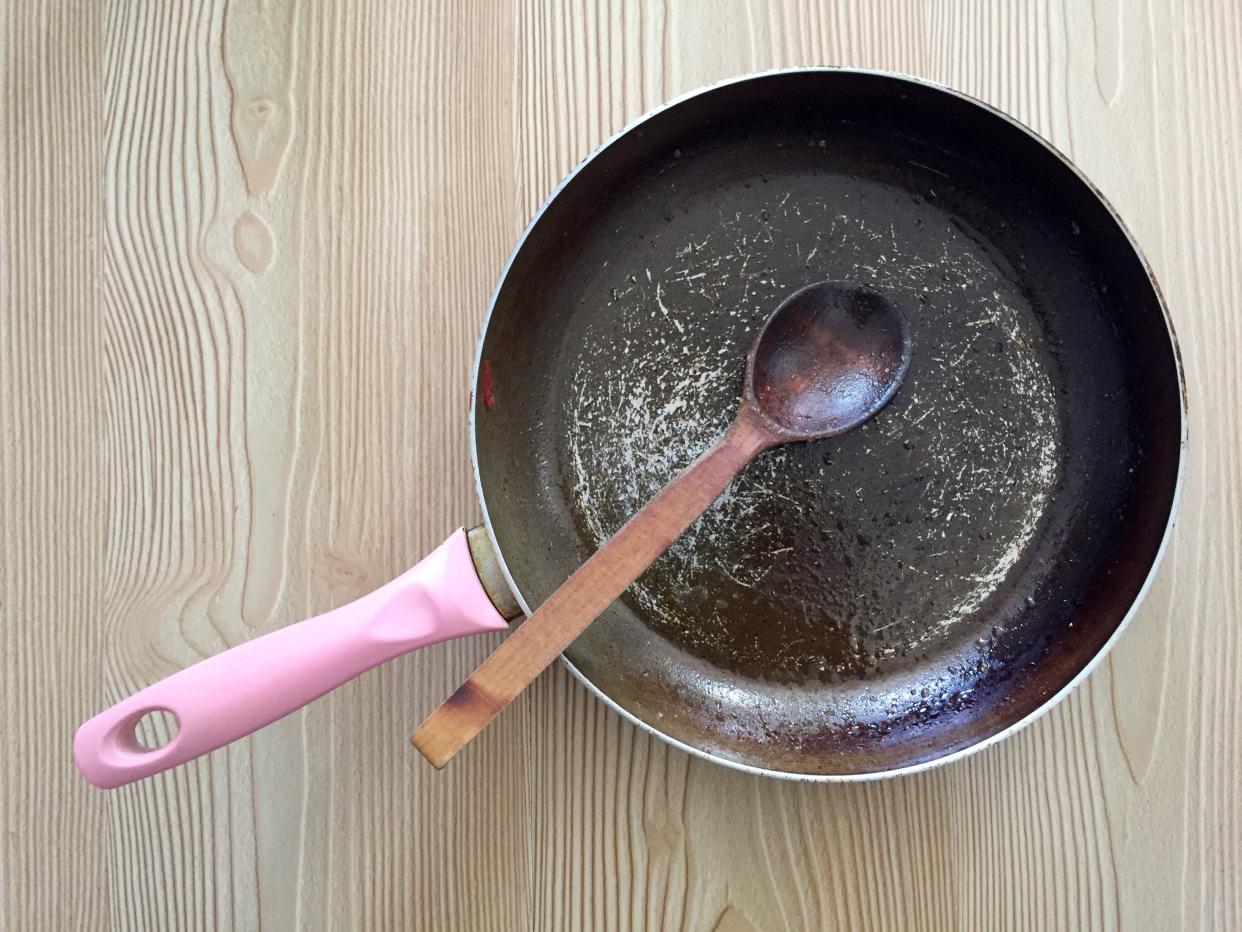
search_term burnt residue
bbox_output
[473,71,1183,776]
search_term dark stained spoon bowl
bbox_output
[748,281,912,439]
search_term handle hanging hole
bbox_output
[133,709,179,750]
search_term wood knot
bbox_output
[248,98,275,122]
[234,211,274,273]
[311,552,369,593]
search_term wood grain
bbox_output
[2,0,1238,929]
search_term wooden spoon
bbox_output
[412,281,913,766]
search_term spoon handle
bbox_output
[412,409,775,767]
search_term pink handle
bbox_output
[74,530,507,788]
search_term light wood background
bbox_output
[2,1,1239,929]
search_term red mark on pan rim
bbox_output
[481,360,496,407]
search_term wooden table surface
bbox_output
[3,1,1239,929]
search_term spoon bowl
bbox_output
[747,281,912,440]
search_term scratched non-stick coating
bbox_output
[473,73,1182,775]
[557,150,1061,682]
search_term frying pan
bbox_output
[75,69,1185,787]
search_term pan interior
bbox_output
[474,72,1182,776]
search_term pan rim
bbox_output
[468,66,1189,781]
